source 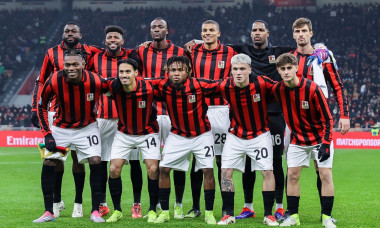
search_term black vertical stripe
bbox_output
[190,79,201,136]
[181,87,191,137]
[78,80,86,128]
[244,85,257,138]
[253,78,265,132]
[199,49,207,79]
[282,86,300,145]
[143,48,149,77]
[304,80,320,142]
[209,50,218,80]
[53,47,60,71]
[56,73,65,128]
[233,86,248,139]
[89,72,97,121]
[315,88,332,143]
[131,85,138,135]
[192,44,201,77]
[294,80,310,144]
[141,81,148,133]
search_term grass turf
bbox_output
[0,148,379,227]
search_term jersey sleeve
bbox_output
[323,60,349,119]
[37,76,55,136]
[313,86,333,144]
[198,78,222,98]
[32,51,53,111]
[227,44,244,53]
[260,76,277,103]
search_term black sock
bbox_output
[108,177,122,212]
[273,157,284,204]
[41,165,56,214]
[73,172,85,204]
[263,191,275,216]
[158,188,171,210]
[53,171,63,203]
[221,191,234,216]
[173,170,185,204]
[243,157,255,203]
[204,189,215,211]
[130,160,142,204]
[148,178,159,212]
[287,196,300,215]
[316,171,322,208]
[100,161,108,204]
[190,160,203,210]
[321,196,334,216]
[89,163,103,212]
[216,161,222,189]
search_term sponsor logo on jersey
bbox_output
[302,101,309,109]
[139,101,146,108]
[188,95,196,103]
[268,55,276,63]
[87,93,94,101]
[218,60,225,69]
[253,94,261,102]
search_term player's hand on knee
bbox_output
[31,111,41,128]
[318,143,330,163]
[45,133,58,152]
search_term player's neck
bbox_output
[153,39,168,49]
[253,41,268,49]
[109,49,122,57]
[234,79,249,88]
[284,76,299,88]
[204,41,218,50]
[297,44,313,55]
[123,79,137,93]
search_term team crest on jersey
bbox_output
[218,60,225,69]
[268,55,276,63]
[87,93,94,101]
[139,101,146,108]
[188,95,196,103]
[253,94,261,102]
[302,101,309,109]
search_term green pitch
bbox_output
[0,148,379,227]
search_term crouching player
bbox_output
[271,54,336,228]
[216,54,278,226]
[34,50,110,223]
[105,59,161,223]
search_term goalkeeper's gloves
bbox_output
[307,48,329,66]
[31,111,40,128]
[44,133,57,152]
[318,143,330,163]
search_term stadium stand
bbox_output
[0,2,378,128]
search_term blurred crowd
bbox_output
[0,2,379,128]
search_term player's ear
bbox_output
[310,30,313,38]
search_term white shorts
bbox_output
[287,142,334,168]
[110,131,160,164]
[97,118,118,161]
[44,122,101,164]
[207,105,230,156]
[222,132,274,172]
[48,111,76,151]
[157,115,171,147]
[160,131,215,172]
[283,124,291,157]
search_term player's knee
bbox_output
[202,168,214,179]
[159,167,171,177]
[147,164,159,179]
[287,169,300,183]
[88,156,101,165]
[221,168,233,179]
[109,164,122,178]
[318,169,333,184]
[262,170,274,179]
[43,159,57,167]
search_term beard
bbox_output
[107,45,121,55]
[63,37,79,48]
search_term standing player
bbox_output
[105,59,160,223]
[30,22,102,218]
[216,54,278,226]
[272,53,336,228]
[185,20,236,218]
[153,56,218,224]
[87,25,141,218]
[34,50,109,223]
[137,17,187,218]
[290,18,349,221]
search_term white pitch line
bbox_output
[0,161,41,164]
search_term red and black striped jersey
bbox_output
[38,70,109,136]
[271,77,333,146]
[137,40,185,115]
[219,76,274,139]
[108,78,159,135]
[190,41,236,106]
[291,49,349,119]
[32,42,102,112]
[152,77,220,137]
[87,48,138,119]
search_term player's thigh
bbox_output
[208,106,230,156]
[246,131,274,171]
[268,113,285,158]
[311,142,334,168]
[287,144,313,168]
[221,133,246,173]
[110,131,138,163]
[192,131,216,172]
[97,118,118,161]
[138,133,161,161]
[157,115,171,146]
[160,133,192,172]
[44,125,72,162]
[72,122,102,163]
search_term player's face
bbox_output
[105,32,124,53]
[62,24,82,47]
[168,62,189,86]
[231,63,251,86]
[293,24,313,47]
[64,55,85,82]
[277,63,298,82]
[150,19,168,42]
[201,23,220,45]
[251,22,269,46]
[118,63,138,86]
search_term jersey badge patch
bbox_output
[253,94,261,102]
[302,101,309,109]
[188,95,196,103]
[87,93,94,101]
[218,60,225,69]
[268,55,276,63]
[139,101,146,108]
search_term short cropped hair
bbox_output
[275,53,298,68]
[252,20,269,31]
[152,17,169,30]
[164,56,192,74]
[64,49,84,59]
[65,22,80,29]
[202,20,220,31]
[231,54,251,65]
[292,17,312,32]
[118,59,138,71]
[105,25,124,36]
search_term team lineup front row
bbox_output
[33,50,336,227]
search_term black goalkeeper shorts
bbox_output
[268,113,285,158]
